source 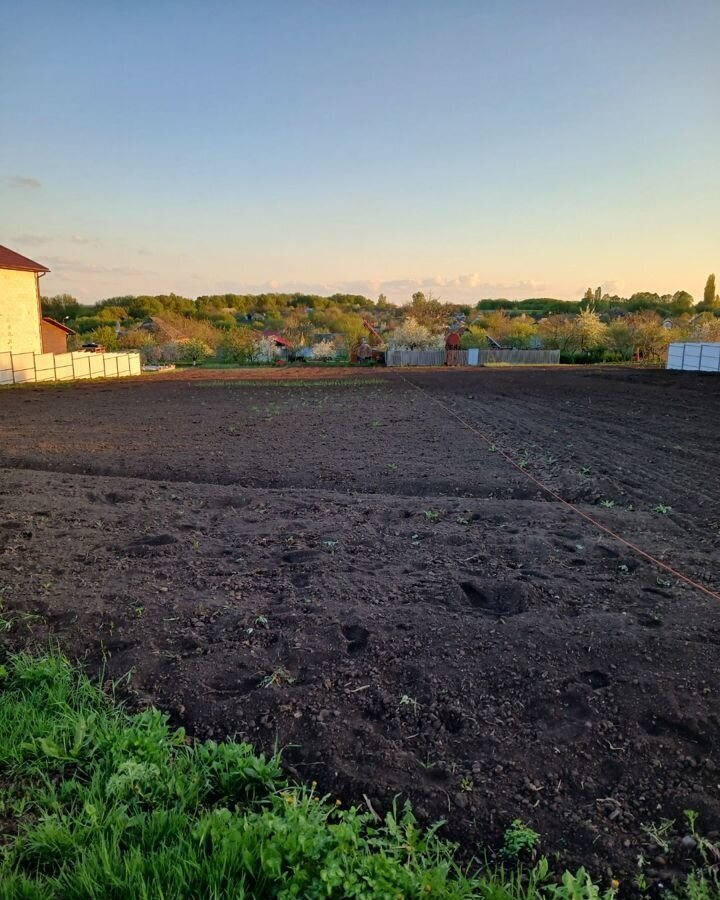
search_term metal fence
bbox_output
[0,350,142,385]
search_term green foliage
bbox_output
[502,819,541,859]
[178,338,213,365]
[40,294,84,322]
[85,326,119,350]
[703,274,717,309]
[216,328,259,364]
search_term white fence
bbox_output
[0,350,142,386]
[667,342,720,373]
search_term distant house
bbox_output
[0,245,50,354]
[41,316,76,354]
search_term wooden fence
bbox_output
[385,349,446,367]
[474,349,560,365]
[0,350,142,385]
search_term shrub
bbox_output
[216,329,259,364]
[178,339,213,365]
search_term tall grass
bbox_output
[0,652,711,898]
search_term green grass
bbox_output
[0,652,714,899]
[195,377,387,389]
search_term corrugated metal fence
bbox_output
[0,350,142,385]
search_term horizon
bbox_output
[2,1,719,304]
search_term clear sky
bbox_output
[1,0,718,304]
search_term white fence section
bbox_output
[667,342,720,373]
[0,350,141,386]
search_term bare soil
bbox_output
[1,366,719,882]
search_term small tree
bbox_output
[216,328,257,364]
[255,336,280,363]
[460,326,488,349]
[312,338,337,361]
[576,308,607,351]
[179,339,212,365]
[86,326,120,350]
[390,318,444,350]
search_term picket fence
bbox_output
[0,350,142,385]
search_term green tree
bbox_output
[704,274,717,308]
[669,290,694,314]
[41,293,82,321]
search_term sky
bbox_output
[1,0,719,305]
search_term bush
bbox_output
[178,339,213,365]
[215,329,258,364]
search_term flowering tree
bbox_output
[254,336,280,363]
[312,339,337,361]
[389,318,444,350]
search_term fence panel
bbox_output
[385,349,446,366]
[0,350,141,385]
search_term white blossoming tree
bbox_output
[312,339,337,361]
[389,318,445,350]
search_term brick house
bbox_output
[0,245,50,354]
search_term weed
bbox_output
[399,694,420,714]
[460,776,474,793]
[423,510,439,521]
[642,818,674,853]
[580,466,592,476]
[599,500,615,509]
[260,667,295,688]
[654,504,672,515]
[502,819,540,859]
[456,516,470,525]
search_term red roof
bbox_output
[0,244,50,273]
[42,316,76,335]
[262,330,292,348]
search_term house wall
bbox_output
[0,269,43,354]
[40,320,69,354]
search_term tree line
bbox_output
[40,274,719,365]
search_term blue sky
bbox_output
[2,0,718,303]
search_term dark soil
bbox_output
[1,366,719,883]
